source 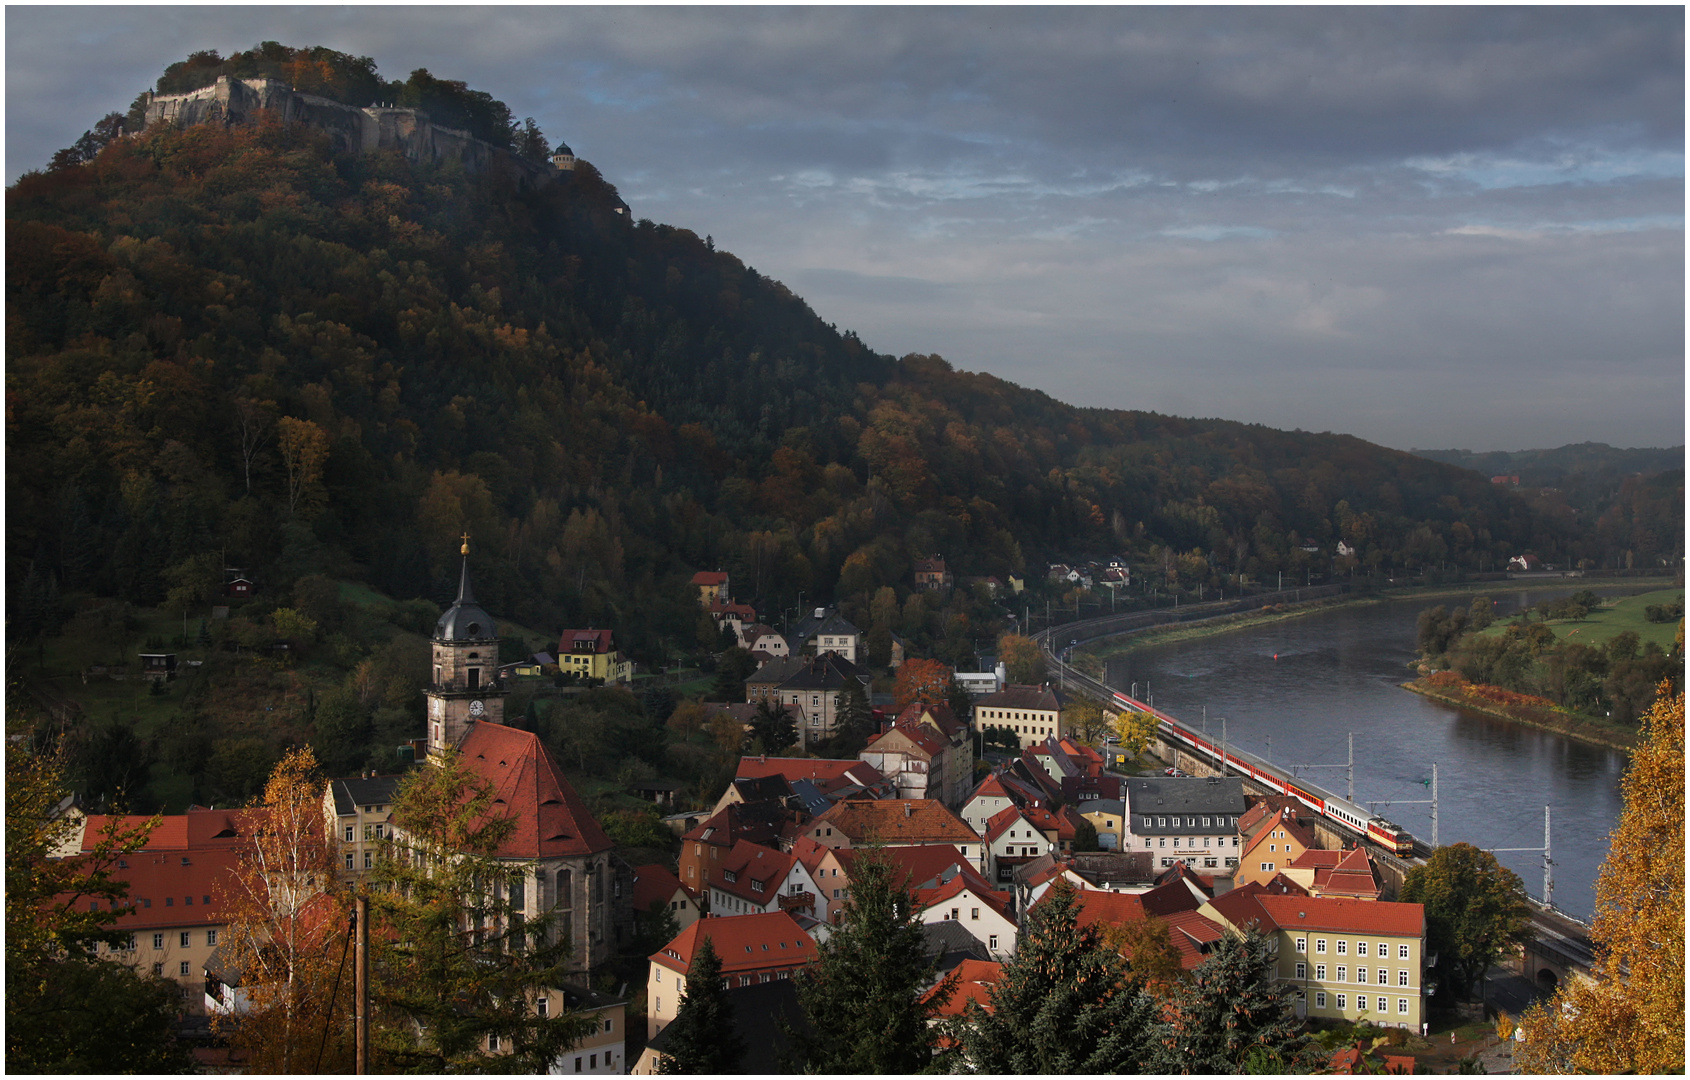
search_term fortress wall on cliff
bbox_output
[144,76,555,188]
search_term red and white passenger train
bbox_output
[1112,690,1416,856]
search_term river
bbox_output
[1101,589,1642,923]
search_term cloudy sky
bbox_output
[8,6,1684,452]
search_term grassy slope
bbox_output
[1479,589,1683,651]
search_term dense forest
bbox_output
[9,45,1679,676]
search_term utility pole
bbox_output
[354,891,369,1074]
[1486,805,1553,907]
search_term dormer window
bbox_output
[752,880,764,893]
[724,871,737,883]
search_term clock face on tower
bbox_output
[469,700,485,717]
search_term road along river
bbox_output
[1099,590,1639,922]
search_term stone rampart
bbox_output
[144,76,556,188]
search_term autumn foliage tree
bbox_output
[1515,685,1684,1074]
[997,633,1046,686]
[1400,842,1532,1002]
[1101,914,1185,997]
[893,657,953,710]
[213,746,351,1072]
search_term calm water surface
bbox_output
[1103,590,1636,922]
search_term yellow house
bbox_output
[1201,887,1428,1031]
[556,628,633,684]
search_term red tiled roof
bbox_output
[79,846,245,930]
[1242,807,1315,857]
[1068,889,1222,971]
[453,722,613,859]
[966,773,1011,804]
[866,845,981,891]
[632,864,692,912]
[984,805,1033,845]
[648,911,816,976]
[1260,872,1312,896]
[710,841,800,905]
[81,807,257,852]
[925,957,1002,1016]
[868,721,947,758]
[1256,894,1422,936]
[914,875,1015,923]
[894,703,965,740]
[1138,875,1205,917]
[557,628,616,655]
[810,799,977,847]
[691,571,729,586]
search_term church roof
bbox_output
[435,556,497,642]
[455,722,613,860]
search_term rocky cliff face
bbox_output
[144,75,557,188]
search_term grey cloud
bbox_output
[4,6,1680,452]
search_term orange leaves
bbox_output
[893,658,953,710]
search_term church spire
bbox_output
[456,533,477,606]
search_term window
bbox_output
[1336,966,1347,983]
[179,961,191,976]
[1143,817,1153,828]
[180,932,191,948]
[574,1057,583,1073]
[1378,997,1389,1013]
[988,934,998,950]
[1316,991,1327,1009]
[1173,838,1180,847]
[1399,944,1410,959]
[1203,817,1212,827]
[207,930,218,946]
[537,997,548,1017]
[1295,937,1307,953]
[1295,963,1307,979]
[374,824,384,839]
[1399,970,1410,986]
[1158,817,1166,827]
[1398,998,1410,1015]
[1317,939,1327,954]
[971,907,980,920]
[1316,964,1326,980]
[344,825,354,842]
[488,1034,501,1052]
[345,853,354,869]
[653,1000,660,1018]
[153,933,164,949]
[590,1054,597,1069]
[364,851,373,869]
[1336,993,1347,1011]
[1145,838,1153,849]
[1337,940,1348,955]
[153,963,163,976]
[604,1017,613,1033]
[364,824,373,841]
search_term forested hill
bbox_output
[7,47,1641,663]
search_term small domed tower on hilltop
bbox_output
[427,537,506,759]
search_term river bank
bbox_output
[1071,577,1678,680]
[1401,672,1640,751]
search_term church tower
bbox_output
[427,538,506,759]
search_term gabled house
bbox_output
[630,863,701,933]
[983,805,1055,884]
[731,754,893,804]
[323,773,401,880]
[677,801,805,897]
[740,623,790,661]
[761,652,872,749]
[785,606,863,664]
[1078,797,1128,850]
[914,555,953,591]
[707,839,824,922]
[644,911,817,1038]
[860,703,971,808]
[803,798,984,871]
[555,627,632,684]
[1236,807,1317,887]
[913,872,1018,957]
[689,570,729,608]
[1285,846,1383,901]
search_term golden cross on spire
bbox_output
[460,532,470,556]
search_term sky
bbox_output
[7,6,1685,453]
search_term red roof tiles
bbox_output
[454,722,613,859]
[649,911,816,976]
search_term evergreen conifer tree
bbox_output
[830,676,875,756]
[791,849,949,1072]
[961,878,1157,1072]
[657,936,744,1073]
[1150,928,1315,1073]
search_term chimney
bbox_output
[904,802,913,818]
